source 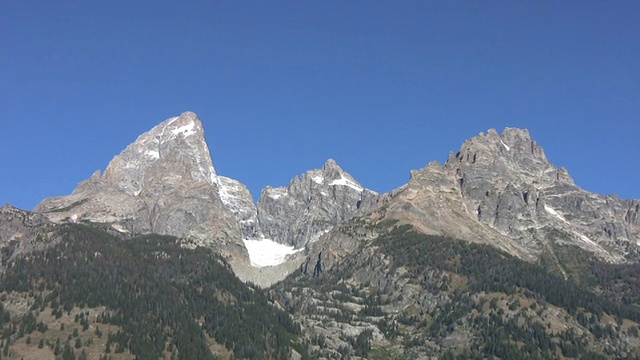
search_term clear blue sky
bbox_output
[1,1,639,210]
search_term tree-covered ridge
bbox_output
[275,222,640,359]
[0,224,302,359]
[375,225,640,358]
[375,225,640,323]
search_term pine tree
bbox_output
[62,342,75,360]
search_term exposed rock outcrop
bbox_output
[35,112,248,262]
[29,112,381,286]
[0,204,56,271]
[387,128,639,262]
[256,159,380,248]
[25,119,639,285]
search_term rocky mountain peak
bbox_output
[320,158,341,175]
[300,159,368,193]
[443,128,574,187]
[100,112,217,196]
[256,159,379,248]
[386,127,638,264]
[35,112,248,263]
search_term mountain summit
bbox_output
[257,158,379,248]
[5,114,640,359]
[32,112,379,284]
[103,111,218,193]
[375,128,637,264]
[35,112,248,262]
[31,115,640,283]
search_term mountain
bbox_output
[2,112,640,358]
[0,223,305,359]
[277,128,640,358]
[0,204,56,272]
[31,112,378,286]
[299,128,639,280]
[275,221,640,359]
[385,128,639,264]
[34,112,249,263]
[226,159,380,286]
[256,159,380,248]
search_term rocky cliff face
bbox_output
[26,119,639,284]
[302,128,639,280]
[34,112,248,262]
[375,128,639,264]
[256,159,380,248]
[29,112,381,285]
[0,204,57,271]
[281,129,640,358]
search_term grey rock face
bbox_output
[0,204,57,271]
[34,112,248,262]
[216,175,260,240]
[301,128,639,291]
[27,112,381,286]
[27,117,637,285]
[256,159,380,248]
[385,128,639,263]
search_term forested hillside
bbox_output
[0,224,303,359]
[274,221,640,359]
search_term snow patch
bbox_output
[544,205,569,224]
[312,175,324,184]
[144,149,159,159]
[544,204,602,251]
[329,175,363,192]
[216,176,253,217]
[242,238,302,267]
[217,177,238,208]
[500,140,511,151]
[171,122,196,137]
[190,145,216,185]
[579,234,598,247]
[266,188,287,200]
[111,223,130,233]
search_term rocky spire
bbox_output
[256,159,379,247]
[444,128,574,186]
[35,112,248,262]
[101,112,218,196]
[387,127,638,263]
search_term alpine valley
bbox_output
[1,112,639,359]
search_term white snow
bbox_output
[171,122,196,137]
[579,234,598,247]
[167,116,180,124]
[500,140,511,151]
[329,175,363,192]
[217,176,239,208]
[545,204,602,250]
[242,238,302,267]
[266,188,287,200]
[144,149,160,159]
[544,205,569,224]
[312,175,324,184]
[111,223,130,233]
[190,146,216,185]
[216,176,255,219]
